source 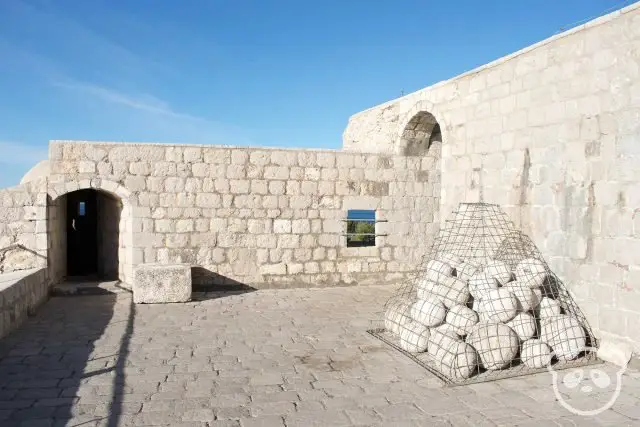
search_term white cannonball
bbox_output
[436,252,464,269]
[467,322,519,370]
[540,315,586,361]
[468,271,499,299]
[485,260,513,285]
[446,304,479,336]
[516,258,547,288]
[521,272,547,289]
[505,281,540,312]
[516,258,546,278]
[411,297,446,327]
[538,297,561,318]
[506,312,537,341]
[521,339,553,368]
[430,276,470,308]
[399,321,430,353]
[428,329,478,380]
[416,279,436,300]
[384,299,412,335]
[478,288,518,323]
[425,259,454,283]
[434,323,462,338]
[456,262,478,282]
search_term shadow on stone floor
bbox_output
[191,267,257,301]
[0,290,134,427]
[0,276,259,426]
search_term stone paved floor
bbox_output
[1,285,640,426]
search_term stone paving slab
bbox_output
[0,285,639,426]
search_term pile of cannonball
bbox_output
[384,253,587,380]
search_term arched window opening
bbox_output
[398,111,441,156]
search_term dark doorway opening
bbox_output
[65,189,121,280]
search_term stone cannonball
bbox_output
[506,312,537,341]
[410,297,446,327]
[505,280,541,312]
[467,322,519,370]
[516,258,547,288]
[384,298,413,335]
[428,329,478,380]
[477,288,519,323]
[425,259,454,283]
[485,260,513,285]
[521,339,553,368]
[540,315,586,361]
[456,261,479,282]
[468,271,499,299]
[538,297,562,319]
[446,304,479,336]
[430,275,470,308]
[436,252,465,270]
[399,321,431,353]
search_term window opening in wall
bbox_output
[78,202,86,217]
[346,210,376,247]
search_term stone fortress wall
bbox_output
[343,3,640,351]
[44,140,441,289]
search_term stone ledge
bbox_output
[0,268,48,339]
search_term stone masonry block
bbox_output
[133,263,192,304]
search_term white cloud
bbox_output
[52,80,252,145]
[53,81,206,123]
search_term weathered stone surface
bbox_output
[133,263,192,304]
[467,322,519,370]
[0,268,48,339]
[0,285,638,426]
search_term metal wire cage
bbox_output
[370,202,599,385]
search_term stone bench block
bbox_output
[133,263,191,304]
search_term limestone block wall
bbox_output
[96,192,122,280]
[46,195,66,284]
[48,140,441,288]
[0,181,48,274]
[0,268,48,339]
[343,4,640,350]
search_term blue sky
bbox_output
[0,0,630,187]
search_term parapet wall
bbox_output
[343,3,640,351]
[0,268,48,339]
[48,140,441,288]
[0,181,48,274]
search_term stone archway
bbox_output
[395,100,447,157]
[47,179,136,285]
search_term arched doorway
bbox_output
[397,110,442,156]
[64,189,122,279]
[48,180,134,285]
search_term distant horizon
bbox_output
[0,0,633,188]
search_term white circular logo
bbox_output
[547,346,626,416]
